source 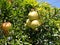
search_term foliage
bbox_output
[0,0,60,45]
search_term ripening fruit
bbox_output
[8,0,12,4]
[28,9,39,21]
[26,19,31,27]
[2,22,12,30]
[1,22,12,36]
[30,20,40,29]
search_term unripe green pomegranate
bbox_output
[26,19,31,27]
[8,0,12,4]
[30,20,40,29]
[28,9,39,21]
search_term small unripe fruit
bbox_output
[26,19,31,27]
[30,20,40,29]
[8,0,12,4]
[28,10,39,21]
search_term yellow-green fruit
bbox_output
[28,11,39,21]
[8,0,12,4]
[26,19,31,27]
[30,20,40,29]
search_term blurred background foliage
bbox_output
[0,0,60,45]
